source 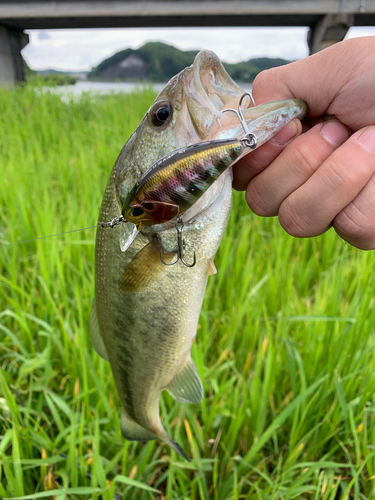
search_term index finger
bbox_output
[233,118,303,191]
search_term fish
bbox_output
[90,49,307,460]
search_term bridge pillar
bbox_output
[0,26,29,86]
[307,13,354,54]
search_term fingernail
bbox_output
[357,127,375,154]
[321,120,350,148]
[270,118,300,146]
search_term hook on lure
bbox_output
[97,214,196,268]
[160,216,196,268]
[220,92,257,150]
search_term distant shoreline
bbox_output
[41,80,253,96]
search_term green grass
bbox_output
[0,84,375,500]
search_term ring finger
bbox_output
[245,120,350,216]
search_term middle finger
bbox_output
[245,120,350,216]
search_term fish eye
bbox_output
[151,102,173,127]
[131,207,145,217]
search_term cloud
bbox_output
[21,26,375,72]
[22,27,309,71]
[37,30,51,40]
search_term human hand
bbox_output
[234,36,375,250]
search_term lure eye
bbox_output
[151,102,173,127]
[130,207,145,217]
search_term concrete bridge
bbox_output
[1,0,375,85]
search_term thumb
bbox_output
[251,37,370,118]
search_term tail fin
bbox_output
[121,410,190,461]
[158,428,191,462]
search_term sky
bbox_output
[22,26,375,72]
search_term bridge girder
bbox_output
[0,0,374,84]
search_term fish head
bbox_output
[116,50,245,199]
[115,50,307,242]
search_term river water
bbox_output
[43,80,253,96]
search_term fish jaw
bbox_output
[183,50,244,139]
[213,98,307,145]
[116,48,306,206]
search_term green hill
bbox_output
[89,41,290,83]
[89,41,199,81]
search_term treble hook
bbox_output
[221,92,257,150]
[160,216,196,267]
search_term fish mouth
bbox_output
[180,51,307,225]
[184,50,244,140]
[186,51,307,142]
[187,49,307,145]
[144,51,307,232]
[214,97,307,146]
[182,98,307,226]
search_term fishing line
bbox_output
[0,216,125,247]
[0,225,101,247]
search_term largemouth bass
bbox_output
[91,50,307,460]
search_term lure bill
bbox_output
[121,138,244,229]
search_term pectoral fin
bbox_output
[166,356,203,404]
[119,239,176,295]
[89,299,109,362]
[207,259,217,276]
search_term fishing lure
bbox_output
[122,138,247,229]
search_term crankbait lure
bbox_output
[122,138,248,229]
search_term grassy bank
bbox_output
[0,85,375,499]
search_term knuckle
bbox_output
[278,200,312,237]
[246,181,273,216]
[324,159,357,195]
[290,141,321,180]
[334,208,375,250]
[244,150,267,175]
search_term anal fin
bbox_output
[89,299,109,362]
[166,356,203,404]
